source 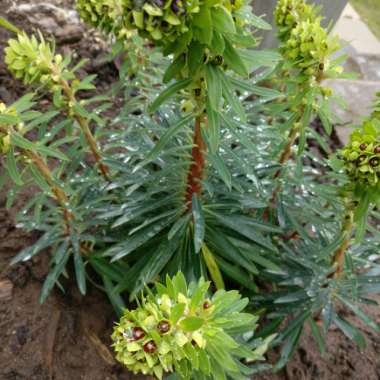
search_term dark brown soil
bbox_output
[1,1,380,380]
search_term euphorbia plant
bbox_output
[0,28,121,300]
[254,94,380,367]
[269,0,342,197]
[76,0,283,297]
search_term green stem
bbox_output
[330,208,355,278]
[274,124,299,179]
[25,149,73,234]
[59,78,110,181]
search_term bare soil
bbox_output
[1,1,380,380]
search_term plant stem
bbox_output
[185,115,207,210]
[263,123,300,219]
[273,125,299,179]
[25,149,73,233]
[330,209,354,278]
[59,79,110,181]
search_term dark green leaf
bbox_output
[308,318,326,355]
[192,5,213,45]
[205,64,222,110]
[218,71,246,121]
[149,78,192,113]
[135,114,193,170]
[333,314,366,349]
[274,325,302,370]
[129,239,179,296]
[212,6,236,34]
[103,276,125,317]
[192,194,205,253]
[6,147,23,186]
[208,153,231,190]
[72,233,86,295]
[40,244,69,303]
[163,56,186,83]
[223,38,248,77]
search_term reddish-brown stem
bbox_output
[185,115,207,210]
[25,149,73,234]
[59,79,110,181]
[263,117,301,221]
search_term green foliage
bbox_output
[112,272,273,379]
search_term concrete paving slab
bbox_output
[333,3,380,55]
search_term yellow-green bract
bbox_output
[284,19,340,75]
[76,0,244,47]
[4,32,64,87]
[112,272,274,380]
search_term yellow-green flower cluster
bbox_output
[112,273,267,380]
[77,0,244,47]
[5,32,64,87]
[274,0,340,78]
[76,0,125,34]
[342,121,380,187]
[274,0,315,41]
[284,19,330,75]
[123,0,243,46]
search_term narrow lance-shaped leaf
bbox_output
[40,241,70,304]
[72,233,87,295]
[134,113,193,171]
[6,146,23,186]
[205,96,220,153]
[149,78,192,113]
[205,64,222,111]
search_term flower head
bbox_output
[112,272,271,379]
[5,32,64,86]
[122,0,238,47]
[76,0,125,34]
[274,0,315,41]
[342,120,380,188]
[77,0,245,50]
[284,19,339,76]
